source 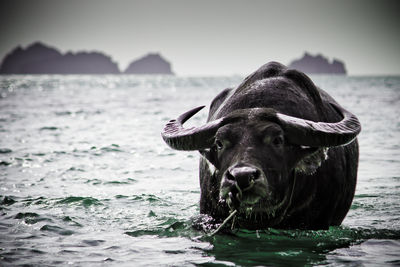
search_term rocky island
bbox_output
[288,52,347,75]
[0,42,174,75]
[124,53,174,75]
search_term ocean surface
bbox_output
[0,74,399,266]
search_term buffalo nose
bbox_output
[227,166,260,190]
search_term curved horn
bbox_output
[277,102,361,147]
[161,106,235,150]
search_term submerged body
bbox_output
[162,62,361,230]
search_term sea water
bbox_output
[0,74,399,266]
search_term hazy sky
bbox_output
[1,0,399,75]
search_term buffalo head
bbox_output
[162,102,360,224]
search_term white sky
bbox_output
[1,0,399,75]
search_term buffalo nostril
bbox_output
[253,169,260,181]
[226,171,235,181]
[229,166,260,190]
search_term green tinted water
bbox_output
[0,75,399,266]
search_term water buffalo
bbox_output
[162,62,361,230]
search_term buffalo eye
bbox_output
[215,139,224,150]
[272,135,284,146]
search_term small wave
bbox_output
[130,194,164,203]
[39,126,59,131]
[54,109,103,117]
[32,152,46,156]
[14,212,39,219]
[103,178,137,185]
[40,224,74,236]
[0,221,13,230]
[0,160,12,166]
[62,216,83,227]
[350,200,375,210]
[105,245,121,250]
[125,229,157,237]
[224,226,400,244]
[59,249,80,255]
[85,178,137,186]
[82,239,106,247]
[125,219,189,238]
[0,196,17,206]
[21,196,47,206]
[14,212,52,224]
[103,181,130,185]
[115,195,129,199]
[78,144,125,156]
[55,111,73,116]
[354,194,380,199]
[100,144,123,152]
[56,196,102,207]
[85,178,102,185]
[67,166,86,172]
[30,249,46,255]
[159,219,187,232]
[53,150,67,155]
[0,148,12,153]
[148,210,157,217]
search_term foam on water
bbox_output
[0,75,399,266]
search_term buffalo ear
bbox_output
[294,147,329,175]
[199,149,219,169]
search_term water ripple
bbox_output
[0,75,399,266]
[56,196,103,207]
[40,224,75,236]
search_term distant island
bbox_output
[288,52,347,75]
[0,42,174,75]
[124,53,173,74]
